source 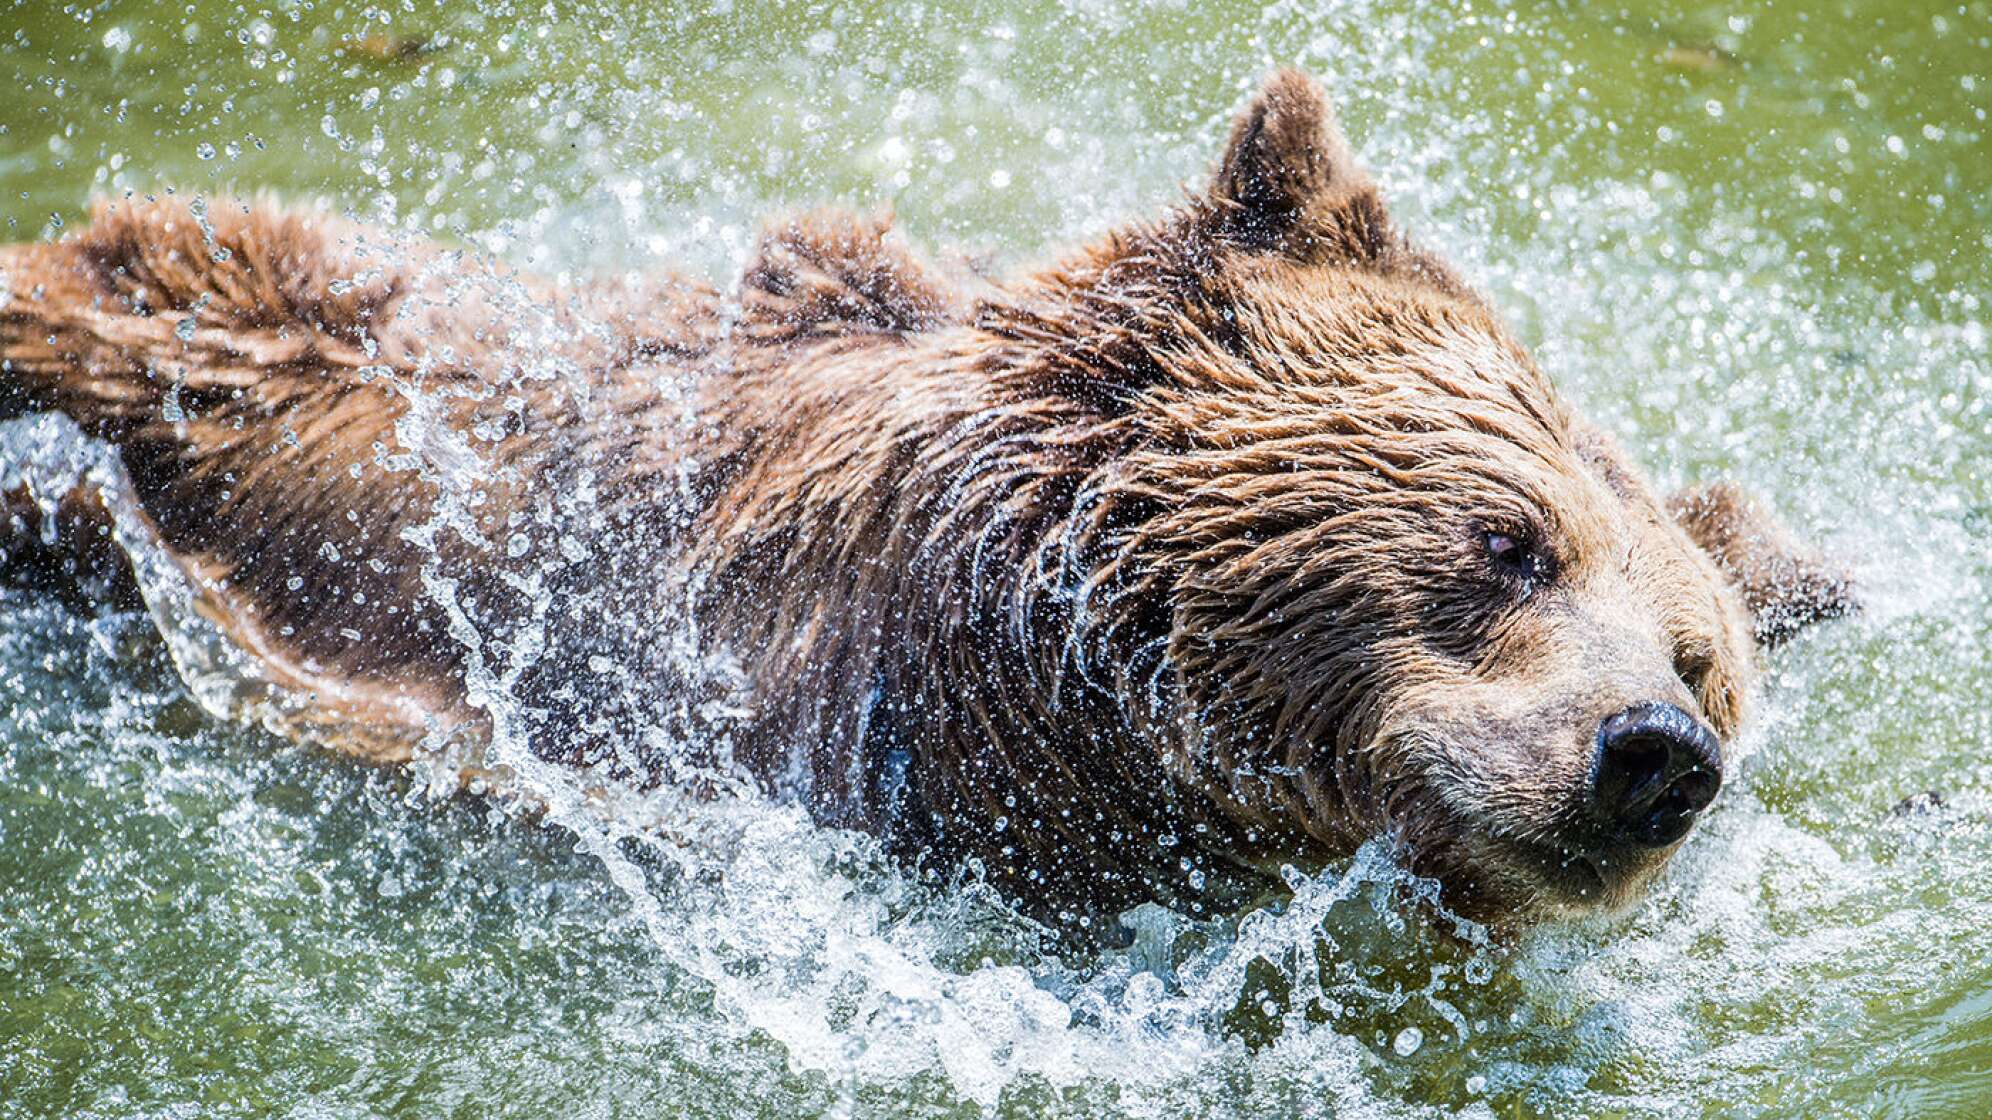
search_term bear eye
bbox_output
[1483,528,1551,587]
[1674,646,1715,699]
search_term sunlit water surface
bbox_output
[0,0,1987,1116]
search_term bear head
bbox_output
[989,71,1854,924]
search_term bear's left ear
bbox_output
[1207,69,1394,263]
[1669,481,1858,647]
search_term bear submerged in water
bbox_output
[0,72,1851,938]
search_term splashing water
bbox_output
[1,0,1987,1116]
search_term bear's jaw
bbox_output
[1365,822,1671,928]
[1457,803,1704,920]
[1480,831,1672,916]
[1324,724,1689,923]
[1160,715,1672,921]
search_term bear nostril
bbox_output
[1669,767,1720,814]
[1591,702,1724,849]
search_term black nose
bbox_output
[1591,702,1723,848]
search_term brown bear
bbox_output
[0,71,1850,937]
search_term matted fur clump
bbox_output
[0,71,1851,936]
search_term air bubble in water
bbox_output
[1465,954,1494,984]
[1392,1026,1423,1056]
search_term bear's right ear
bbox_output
[1668,482,1858,647]
[1207,70,1394,263]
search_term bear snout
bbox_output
[1588,701,1724,850]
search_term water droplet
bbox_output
[195,142,216,160]
[1466,1074,1487,1095]
[1392,1026,1423,1056]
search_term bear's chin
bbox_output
[1430,829,1678,925]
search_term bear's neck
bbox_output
[651,313,1308,928]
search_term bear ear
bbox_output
[1668,482,1858,647]
[1207,69,1393,261]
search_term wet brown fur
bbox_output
[0,72,1851,931]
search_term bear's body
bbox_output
[0,73,1849,932]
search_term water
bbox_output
[0,0,1987,1116]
